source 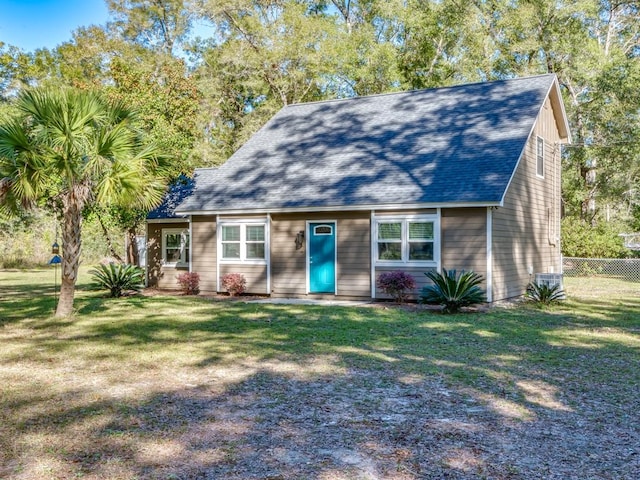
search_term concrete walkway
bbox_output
[244,297,375,307]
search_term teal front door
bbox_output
[308,222,336,293]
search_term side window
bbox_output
[536,136,544,177]
[162,229,189,266]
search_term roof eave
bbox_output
[175,200,502,217]
[549,76,572,143]
[147,217,189,224]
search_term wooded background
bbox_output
[1,0,639,264]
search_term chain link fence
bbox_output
[563,257,640,282]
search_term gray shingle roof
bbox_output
[176,74,559,214]
[147,175,194,219]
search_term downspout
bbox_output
[486,207,493,303]
[216,214,220,292]
[548,142,558,247]
[370,210,376,299]
[144,223,149,287]
[188,215,193,273]
[266,213,272,295]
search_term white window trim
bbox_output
[217,220,268,265]
[373,214,440,267]
[161,228,190,268]
[536,136,545,178]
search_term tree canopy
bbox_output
[0,87,166,315]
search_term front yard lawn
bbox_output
[1,270,639,479]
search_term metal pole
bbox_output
[54,264,57,313]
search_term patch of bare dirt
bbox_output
[11,367,634,480]
[155,369,637,479]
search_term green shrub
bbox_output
[90,263,145,298]
[562,217,628,258]
[0,207,124,268]
[0,209,54,268]
[525,282,565,305]
[420,268,485,313]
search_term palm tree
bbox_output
[0,87,165,317]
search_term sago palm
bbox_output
[420,268,486,313]
[90,263,145,298]
[0,87,165,317]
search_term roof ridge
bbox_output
[284,73,556,109]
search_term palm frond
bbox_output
[0,120,49,210]
[525,282,565,305]
[2,84,170,221]
[90,263,145,298]
[420,268,486,313]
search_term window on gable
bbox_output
[375,217,438,264]
[162,229,189,266]
[536,136,545,177]
[220,223,266,262]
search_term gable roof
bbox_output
[176,74,569,215]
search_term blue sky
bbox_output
[0,0,109,51]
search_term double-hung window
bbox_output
[375,216,438,265]
[408,221,434,260]
[162,229,189,267]
[377,222,402,260]
[220,223,266,262]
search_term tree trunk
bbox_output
[56,274,77,317]
[96,211,123,262]
[55,194,83,317]
[126,227,140,266]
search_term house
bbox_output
[146,74,571,301]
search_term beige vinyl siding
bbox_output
[336,216,370,297]
[191,215,217,293]
[219,264,268,294]
[146,221,189,289]
[270,213,306,296]
[374,266,436,299]
[216,215,269,294]
[373,208,485,299]
[441,208,487,281]
[270,211,370,298]
[373,208,440,299]
[492,96,563,300]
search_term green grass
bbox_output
[1,270,639,478]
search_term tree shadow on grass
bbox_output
[0,269,100,323]
[3,360,638,479]
[2,284,639,478]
